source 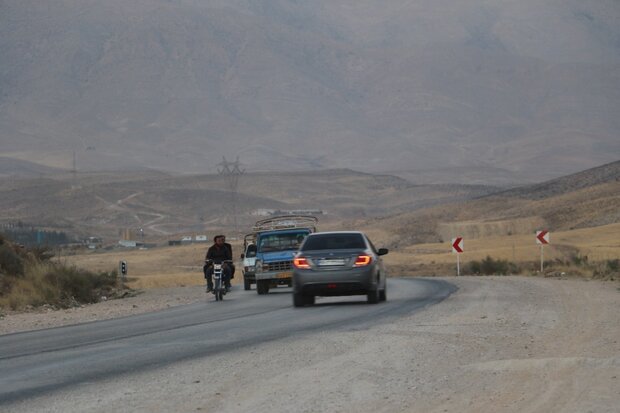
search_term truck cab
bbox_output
[251,216,318,295]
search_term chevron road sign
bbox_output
[536,230,550,272]
[536,230,550,245]
[451,237,463,276]
[451,237,464,253]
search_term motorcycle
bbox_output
[207,260,231,301]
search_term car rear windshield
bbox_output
[301,233,366,251]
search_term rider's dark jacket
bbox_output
[205,244,232,264]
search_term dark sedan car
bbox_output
[292,231,388,307]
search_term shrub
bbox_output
[467,260,481,274]
[568,253,588,266]
[1,261,121,310]
[29,246,55,262]
[0,236,124,310]
[0,244,25,276]
[44,265,118,306]
[466,256,519,275]
[607,259,619,272]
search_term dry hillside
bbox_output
[54,162,620,283]
[357,160,620,245]
[0,168,499,240]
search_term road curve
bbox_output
[0,278,455,404]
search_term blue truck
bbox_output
[251,215,318,295]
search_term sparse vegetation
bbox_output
[591,259,620,280]
[0,242,25,277]
[0,236,125,310]
[465,256,520,275]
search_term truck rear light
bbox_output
[354,254,372,267]
[293,257,311,269]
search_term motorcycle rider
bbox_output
[203,235,232,292]
[222,235,236,281]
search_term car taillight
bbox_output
[293,257,311,269]
[354,254,372,267]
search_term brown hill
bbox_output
[0,169,498,241]
[1,162,616,248]
[358,160,620,246]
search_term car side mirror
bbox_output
[378,248,389,256]
[240,253,245,259]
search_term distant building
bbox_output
[84,237,103,249]
[252,209,275,216]
[269,209,324,216]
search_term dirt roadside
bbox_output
[0,286,207,335]
[2,276,619,413]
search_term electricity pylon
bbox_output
[217,156,245,234]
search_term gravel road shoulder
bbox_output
[0,286,206,335]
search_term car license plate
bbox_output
[318,259,346,266]
[276,271,292,279]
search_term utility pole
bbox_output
[217,156,245,235]
[70,150,81,189]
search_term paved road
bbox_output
[0,278,455,405]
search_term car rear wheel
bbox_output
[293,293,314,307]
[379,283,387,302]
[244,278,252,291]
[367,288,379,304]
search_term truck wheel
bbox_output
[257,280,270,295]
[244,278,251,291]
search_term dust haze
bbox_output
[1,0,619,181]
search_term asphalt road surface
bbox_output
[0,278,455,406]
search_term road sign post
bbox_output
[536,230,550,273]
[451,237,464,276]
[119,260,128,280]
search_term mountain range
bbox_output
[1,0,619,182]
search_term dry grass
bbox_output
[60,222,620,286]
[0,260,121,310]
[63,242,246,289]
[384,222,620,276]
[0,262,50,309]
